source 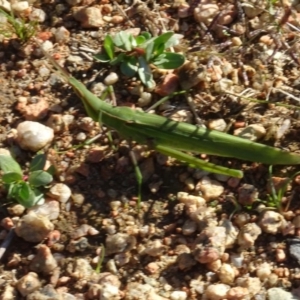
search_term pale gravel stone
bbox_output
[68,258,94,280]
[267,287,295,300]
[76,132,86,141]
[99,283,120,300]
[41,40,54,53]
[17,272,41,297]
[234,124,266,141]
[29,8,46,23]
[38,66,50,77]
[106,233,137,255]
[237,223,261,249]
[54,26,70,44]
[170,291,187,300]
[205,283,230,300]
[1,284,16,300]
[11,1,29,13]
[218,263,236,284]
[27,200,60,220]
[208,119,227,131]
[0,0,11,12]
[259,210,286,234]
[71,224,99,239]
[48,183,72,203]
[177,192,206,207]
[194,4,219,25]
[195,176,224,200]
[67,55,83,64]
[17,121,54,152]
[138,92,152,107]
[237,276,261,297]
[124,282,168,300]
[256,262,272,281]
[143,239,165,257]
[15,212,54,243]
[7,204,26,216]
[73,7,104,28]
[104,72,119,85]
[29,245,58,274]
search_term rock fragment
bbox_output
[73,7,104,28]
[15,212,54,243]
[17,121,54,152]
[106,233,136,255]
[17,272,41,297]
[29,244,58,274]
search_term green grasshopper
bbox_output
[44,53,300,180]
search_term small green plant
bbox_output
[266,166,300,212]
[94,31,185,88]
[0,153,54,208]
[0,8,38,43]
[95,244,105,273]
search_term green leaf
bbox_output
[28,170,53,187]
[0,154,22,175]
[164,34,183,49]
[29,154,47,172]
[145,41,154,62]
[46,165,56,175]
[113,31,132,51]
[16,183,43,208]
[153,53,185,69]
[104,35,114,60]
[110,53,126,65]
[129,34,137,47]
[17,181,31,201]
[2,172,22,184]
[135,35,146,45]
[120,57,138,77]
[94,52,111,63]
[138,57,155,88]
[140,32,152,40]
[152,32,173,49]
[152,43,165,58]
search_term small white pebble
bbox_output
[170,291,187,300]
[256,262,272,281]
[138,92,152,107]
[41,40,54,53]
[218,263,235,284]
[205,283,230,300]
[38,66,50,77]
[276,248,286,262]
[11,1,29,13]
[48,183,71,203]
[208,119,227,132]
[54,26,70,44]
[17,121,54,152]
[29,8,46,23]
[104,72,119,85]
[76,132,86,141]
[17,272,41,297]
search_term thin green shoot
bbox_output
[0,8,38,43]
[129,149,143,210]
[95,244,105,273]
[145,90,187,112]
[267,166,300,212]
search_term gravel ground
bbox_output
[2,0,300,299]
